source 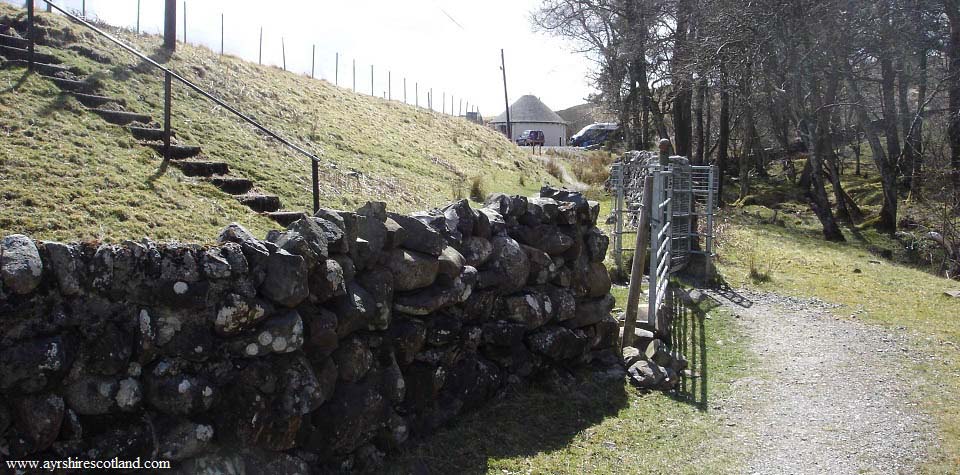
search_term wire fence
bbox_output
[19,0,484,119]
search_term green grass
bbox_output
[0,5,557,242]
[386,285,753,474]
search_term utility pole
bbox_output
[182,1,186,43]
[352,59,356,91]
[220,13,223,56]
[370,65,374,96]
[388,71,391,100]
[163,0,176,51]
[335,53,339,85]
[258,27,262,64]
[404,78,407,104]
[415,82,419,107]
[501,49,512,139]
[281,37,286,71]
[311,45,315,78]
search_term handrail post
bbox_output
[163,71,172,162]
[311,160,320,214]
[27,0,34,72]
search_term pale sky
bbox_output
[13,0,594,116]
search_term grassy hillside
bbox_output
[0,4,556,242]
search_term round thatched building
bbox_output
[491,95,568,146]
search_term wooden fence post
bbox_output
[163,0,176,51]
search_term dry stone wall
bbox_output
[0,187,619,473]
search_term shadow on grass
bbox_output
[0,68,30,93]
[666,285,715,411]
[384,375,629,475]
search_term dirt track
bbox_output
[705,288,933,475]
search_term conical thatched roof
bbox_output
[491,95,567,124]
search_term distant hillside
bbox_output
[0,4,556,242]
[556,103,614,137]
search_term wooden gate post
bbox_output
[621,175,654,351]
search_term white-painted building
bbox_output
[490,95,568,146]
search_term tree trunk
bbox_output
[947,5,960,198]
[739,64,755,201]
[740,108,753,201]
[672,0,693,158]
[628,58,643,151]
[826,152,853,223]
[911,47,927,197]
[718,61,730,207]
[845,60,898,233]
[897,61,915,191]
[806,74,845,242]
[880,56,902,166]
[693,76,707,165]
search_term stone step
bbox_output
[128,126,169,141]
[173,161,229,177]
[266,211,307,227]
[238,194,281,213]
[0,34,29,49]
[0,44,60,64]
[146,143,201,160]
[70,92,123,108]
[1,59,72,76]
[88,108,152,126]
[43,75,95,93]
[206,177,253,195]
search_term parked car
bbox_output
[570,123,619,147]
[516,130,545,146]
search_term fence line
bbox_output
[33,1,481,117]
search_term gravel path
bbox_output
[704,288,933,475]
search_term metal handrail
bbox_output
[34,1,323,213]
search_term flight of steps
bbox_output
[0,24,307,227]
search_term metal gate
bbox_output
[611,156,717,319]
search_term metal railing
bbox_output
[28,1,323,213]
[610,154,718,320]
[648,167,674,320]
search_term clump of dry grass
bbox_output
[545,159,563,180]
[570,151,616,186]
